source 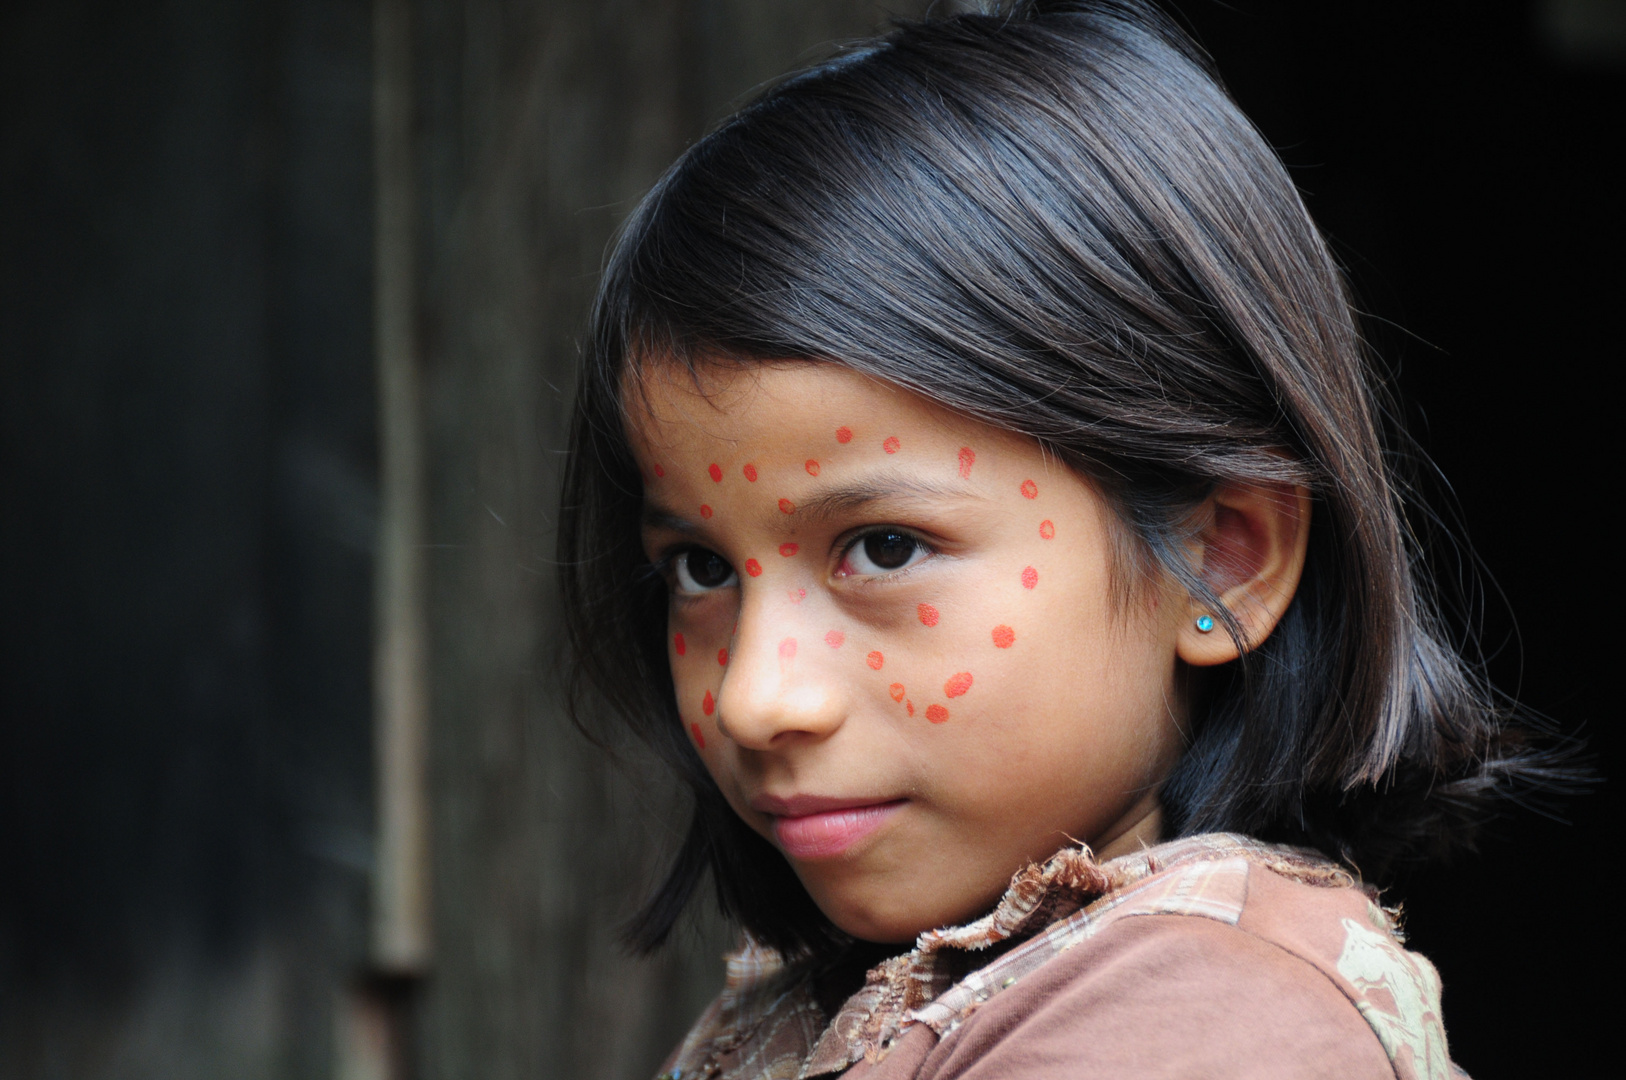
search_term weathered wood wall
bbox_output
[1,1,376,1077]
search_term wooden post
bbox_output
[369,0,430,988]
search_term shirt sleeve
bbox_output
[863,912,1397,1080]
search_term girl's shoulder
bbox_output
[657,835,1466,1080]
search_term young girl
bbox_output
[559,3,1538,1076]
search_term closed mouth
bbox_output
[767,799,906,860]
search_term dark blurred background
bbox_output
[1,1,1617,1077]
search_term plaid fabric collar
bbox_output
[660,833,1355,1080]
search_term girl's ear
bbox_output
[1177,482,1312,667]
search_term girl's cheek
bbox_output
[670,598,738,753]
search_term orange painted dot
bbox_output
[883,436,901,454]
[744,558,762,577]
[1020,479,1038,499]
[1039,519,1055,540]
[690,722,705,749]
[702,690,715,716]
[866,651,884,670]
[717,648,729,666]
[743,463,758,482]
[1021,566,1038,590]
[944,672,974,698]
[700,504,713,519]
[906,700,916,717]
[779,542,798,557]
[992,625,1016,649]
[918,603,940,627]
[836,425,853,444]
[708,463,722,482]
[926,704,949,724]
[824,629,845,648]
[889,683,906,702]
[958,446,975,478]
[654,464,665,478]
[778,497,795,514]
[805,459,820,476]
[788,588,806,603]
[779,637,798,660]
[674,632,686,656]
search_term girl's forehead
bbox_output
[625,359,981,459]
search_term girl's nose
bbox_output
[715,620,846,750]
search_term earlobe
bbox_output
[1177,482,1312,667]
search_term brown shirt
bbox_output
[658,834,1462,1080]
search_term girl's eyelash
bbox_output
[645,550,693,589]
[658,545,742,596]
[836,526,935,578]
[645,530,933,589]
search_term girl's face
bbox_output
[631,361,1188,943]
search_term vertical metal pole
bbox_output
[370,0,431,977]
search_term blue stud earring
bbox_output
[1195,614,1215,633]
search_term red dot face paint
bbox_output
[654,464,665,478]
[674,632,686,656]
[906,700,915,717]
[805,459,820,476]
[944,672,973,698]
[1039,519,1056,540]
[992,625,1016,649]
[690,722,706,749]
[825,630,845,648]
[702,690,715,716]
[918,603,940,627]
[700,504,713,519]
[717,648,729,666]
[926,704,948,724]
[958,446,975,478]
[743,463,758,482]
[883,436,901,454]
[745,558,762,577]
[1021,566,1039,590]
[889,683,905,702]
[779,542,799,557]
[836,425,853,444]
[779,637,798,661]
[866,651,884,670]
[778,497,795,514]
[708,463,723,482]
[1020,479,1037,499]
[788,588,806,603]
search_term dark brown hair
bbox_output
[559,0,1550,957]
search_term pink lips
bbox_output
[761,798,905,860]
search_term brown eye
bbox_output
[841,529,929,576]
[864,531,917,569]
[673,547,737,593]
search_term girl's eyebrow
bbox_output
[641,506,701,535]
[792,477,972,525]
[639,476,973,534]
